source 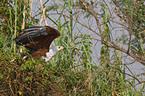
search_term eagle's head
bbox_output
[42,46,64,62]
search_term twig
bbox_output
[39,0,48,26]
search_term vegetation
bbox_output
[0,0,144,95]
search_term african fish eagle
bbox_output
[15,26,64,62]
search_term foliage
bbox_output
[0,0,144,95]
[113,0,145,58]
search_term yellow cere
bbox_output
[59,46,64,50]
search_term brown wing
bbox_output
[15,26,60,59]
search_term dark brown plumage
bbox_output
[15,26,60,59]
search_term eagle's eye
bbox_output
[58,46,64,50]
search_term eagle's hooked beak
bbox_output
[59,46,64,50]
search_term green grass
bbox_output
[0,0,144,95]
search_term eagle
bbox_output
[15,26,64,62]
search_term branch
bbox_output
[102,40,145,65]
[78,0,145,65]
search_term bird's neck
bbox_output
[42,48,58,62]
